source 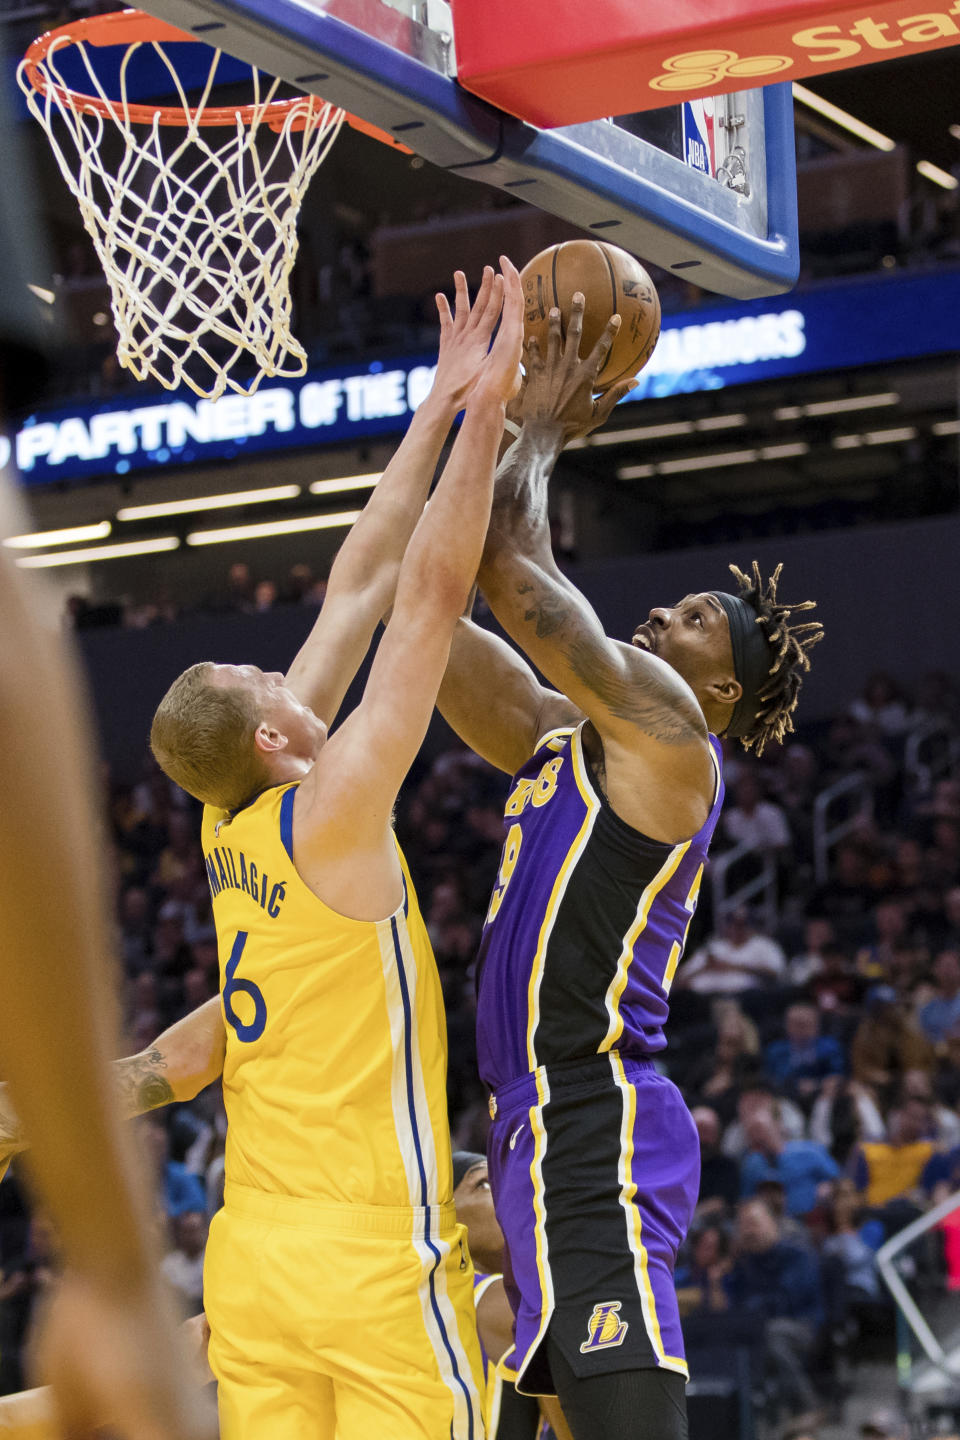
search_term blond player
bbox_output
[145,258,523,1439]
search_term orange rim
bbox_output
[21,7,412,148]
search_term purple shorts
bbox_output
[487,1052,700,1396]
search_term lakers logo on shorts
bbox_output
[579,1301,629,1353]
[650,49,793,92]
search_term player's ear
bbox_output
[254,722,287,754]
[706,676,742,706]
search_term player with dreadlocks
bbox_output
[436,297,822,1440]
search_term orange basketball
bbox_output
[520,239,661,392]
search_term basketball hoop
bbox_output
[18,10,404,400]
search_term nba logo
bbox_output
[681,98,715,177]
[580,1301,629,1353]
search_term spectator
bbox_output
[817,1178,889,1331]
[769,743,820,835]
[763,1003,846,1102]
[140,1116,207,1220]
[851,1097,938,1209]
[942,886,960,952]
[282,563,315,605]
[849,671,911,737]
[788,917,836,985]
[809,1076,885,1164]
[919,949,960,1043]
[683,1006,760,1121]
[900,1067,960,1148]
[721,771,791,855]
[722,1082,806,1159]
[724,1200,825,1428]
[223,561,254,613]
[808,944,867,1016]
[253,578,278,613]
[851,986,935,1099]
[934,1021,960,1109]
[807,844,876,947]
[856,899,910,983]
[675,1220,732,1316]
[681,908,787,994]
[152,811,203,893]
[692,1106,740,1210]
[740,1110,839,1217]
[752,1178,814,1251]
[119,884,154,973]
[160,1210,207,1315]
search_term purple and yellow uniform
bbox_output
[477,722,723,1394]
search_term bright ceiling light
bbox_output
[659,449,758,474]
[695,414,747,431]
[863,427,917,445]
[26,284,56,305]
[933,419,960,436]
[16,537,179,568]
[186,511,361,546]
[308,473,381,495]
[833,426,917,449]
[775,393,898,420]
[917,160,958,191]
[761,442,809,460]
[792,83,896,151]
[616,463,658,480]
[117,485,301,521]
[591,421,694,447]
[4,520,111,549]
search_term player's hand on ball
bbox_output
[432,265,505,412]
[522,293,638,442]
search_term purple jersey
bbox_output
[476,722,724,1090]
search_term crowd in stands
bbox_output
[6,581,960,1436]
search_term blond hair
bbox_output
[150,662,265,810]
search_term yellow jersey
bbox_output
[201,782,453,1208]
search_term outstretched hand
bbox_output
[470,255,524,408]
[432,266,506,412]
[514,293,637,442]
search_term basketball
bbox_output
[520,240,661,392]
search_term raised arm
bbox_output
[284,268,506,725]
[295,259,524,902]
[437,616,582,774]
[478,301,709,767]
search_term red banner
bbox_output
[451,0,960,126]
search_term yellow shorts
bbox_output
[205,1183,485,1440]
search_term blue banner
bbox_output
[5,267,959,488]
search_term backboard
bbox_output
[133,0,799,299]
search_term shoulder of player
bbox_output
[595,723,717,840]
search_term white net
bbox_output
[18,33,345,399]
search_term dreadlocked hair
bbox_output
[729,560,823,756]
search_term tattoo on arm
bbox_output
[515,576,701,746]
[517,581,569,639]
[115,1048,175,1116]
